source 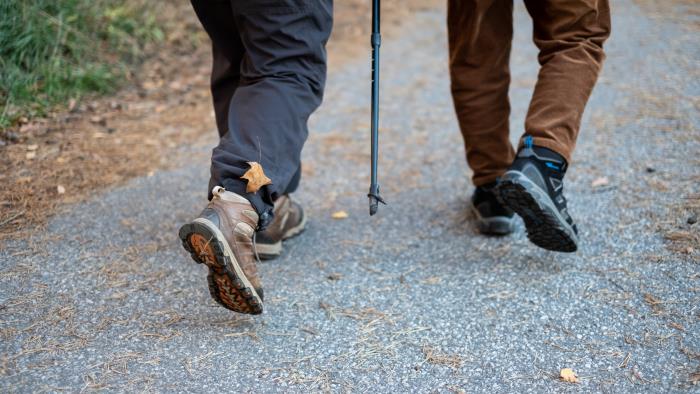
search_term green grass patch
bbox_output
[0,0,164,128]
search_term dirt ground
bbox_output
[0,0,438,241]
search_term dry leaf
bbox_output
[240,161,271,193]
[591,176,609,187]
[90,115,106,125]
[25,151,36,160]
[327,273,342,281]
[57,185,66,194]
[560,368,579,383]
[421,276,442,285]
[26,144,38,151]
[331,210,348,219]
[691,369,700,385]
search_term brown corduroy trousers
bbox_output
[448,0,611,186]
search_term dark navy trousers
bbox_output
[191,0,333,227]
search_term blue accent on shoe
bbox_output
[524,136,533,149]
[545,162,560,171]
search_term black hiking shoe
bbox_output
[470,182,515,236]
[496,140,579,252]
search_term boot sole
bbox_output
[469,203,515,236]
[256,213,307,260]
[179,218,263,314]
[497,171,579,252]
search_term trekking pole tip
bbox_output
[368,185,386,216]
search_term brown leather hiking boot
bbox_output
[255,195,306,259]
[178,186,264,314]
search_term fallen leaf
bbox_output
[327,273,342,281]
[668,322,685,331]
[25,151,36,160]
[591,176,609,187]
[331,210,348,219]
[57,185,66,194]
[643,293,664,313]
[691,369,700,385]
[300,326,319,335]
[20,123,41,133]
[421,276,442,285]
[90,115,106,125]
[240,162,272,193]
[560,368,579,383]
[26,144,38,151]
[664,231,695,242]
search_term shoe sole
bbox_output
[178,218,263,314]
[497,171,579,252]
[255,212,307,260]
[469,203,515,236]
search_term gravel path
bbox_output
[1,1,698,392]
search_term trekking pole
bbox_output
[368,0,386,215]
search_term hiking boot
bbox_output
[178,186,264,314]
[255,195,306,259]
[470,182,515,236]
[496,140,579,252]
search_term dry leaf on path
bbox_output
[560,368,579,383]
[690,369,700,385]
[57,185,66,195]
[591,176,609,187]
[240,162,272,193]
[421,276,442,285]
[331,211,348,219]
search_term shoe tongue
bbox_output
[211,186,251,204]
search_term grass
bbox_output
[0,0,164,128]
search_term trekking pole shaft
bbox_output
[370,3,380,188]
[368,0,385,215]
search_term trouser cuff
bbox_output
[473,172,507,187]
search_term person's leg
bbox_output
[209,1,333,227]
[183,0,264,314]
[180,0,332,314]
[497,0,611,252]
[190,0,245,139]
[519,0,611,159]
[448,0,516,236]
[448,0,514,187]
